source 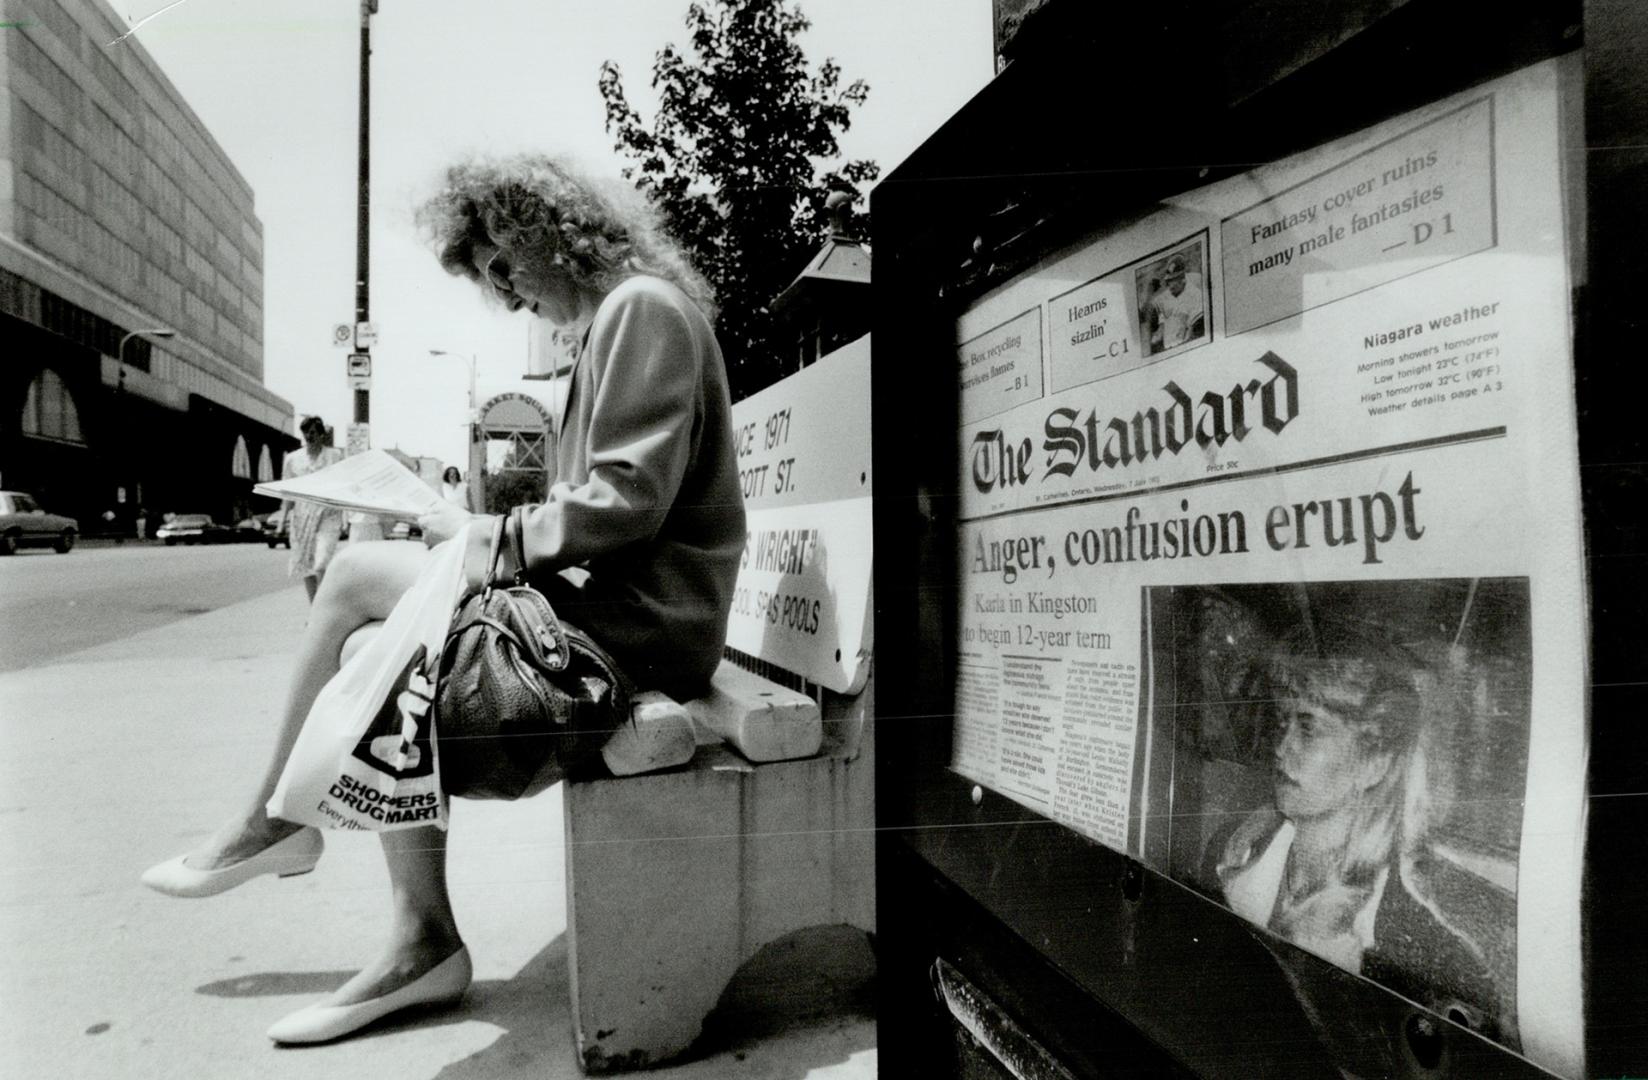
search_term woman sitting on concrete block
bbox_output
[141,153,745,1045]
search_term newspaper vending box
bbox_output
[872,1,1646,1076]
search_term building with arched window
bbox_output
[0,0,294,531]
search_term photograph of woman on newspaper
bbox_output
[1149,579,1527,1048]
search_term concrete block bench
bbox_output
[564,660,873,1072]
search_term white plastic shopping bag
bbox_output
[267,525,471,831]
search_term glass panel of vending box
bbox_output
[872,1,1647,1075]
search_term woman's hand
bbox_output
[460,516,499,592]
[417,506,477,547]
[417,510,502,594]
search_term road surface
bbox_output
[0,541,294,671]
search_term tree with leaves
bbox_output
[599,0,878,399]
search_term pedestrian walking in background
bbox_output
[280,416,345,602]
[440,465,469,511]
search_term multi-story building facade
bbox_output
[0,0,294,531]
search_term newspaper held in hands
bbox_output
[254,449,446,519]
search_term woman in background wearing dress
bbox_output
[439,465,469,511]
[279,415,345,602]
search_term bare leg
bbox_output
[318,826,465,1006]
[310,554,334,599]
[185,541,430,869]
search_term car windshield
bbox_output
[10,494,39,513]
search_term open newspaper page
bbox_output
[254,449,445,519]
[949,58,1584,1076]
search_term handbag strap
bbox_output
[507,505,530,586]
[482,512,509,595]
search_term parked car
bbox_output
[156,514,231,545]
[262,511,290,549]
[232,515,269,543]
[388,519,424,541]
[0,491,78,554]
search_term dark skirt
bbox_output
[531,568,720,703]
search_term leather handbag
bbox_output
[434,507,632,800]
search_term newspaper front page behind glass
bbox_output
[950,57,1585,1077]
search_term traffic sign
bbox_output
[332,323,352,346]
[355,322,378,349]
[348,374,372,391]
[347,353,372,377]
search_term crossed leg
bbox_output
[185,539,432,869]
[183,541,466,1001]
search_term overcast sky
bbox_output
[121,0,993,468]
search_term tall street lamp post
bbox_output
[353,1,377,443]
[342,0,385,542]
[429,349,483,512]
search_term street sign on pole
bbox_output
[348,374,372,391]
[332,323,352,346]
[347,353,372,377]
[354,322,378,349]
[346,422,370,456]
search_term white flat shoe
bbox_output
[267,947,472,1045]
[140,826,323,898]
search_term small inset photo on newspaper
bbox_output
[1140,577,1527,1049]
[1134,238,1210,359]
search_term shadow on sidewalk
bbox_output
[432,927,875,1078]
[432,936,574,1076]
[189,938,570,1058]
[186,926,874,1077]
[693,925,878,1053]
[197,970,359,998]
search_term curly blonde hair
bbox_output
[416,154,716,318]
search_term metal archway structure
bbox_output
[477,391,553,513]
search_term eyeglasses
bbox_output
[481,249,515,301]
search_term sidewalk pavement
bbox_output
[0,587,876,1079]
